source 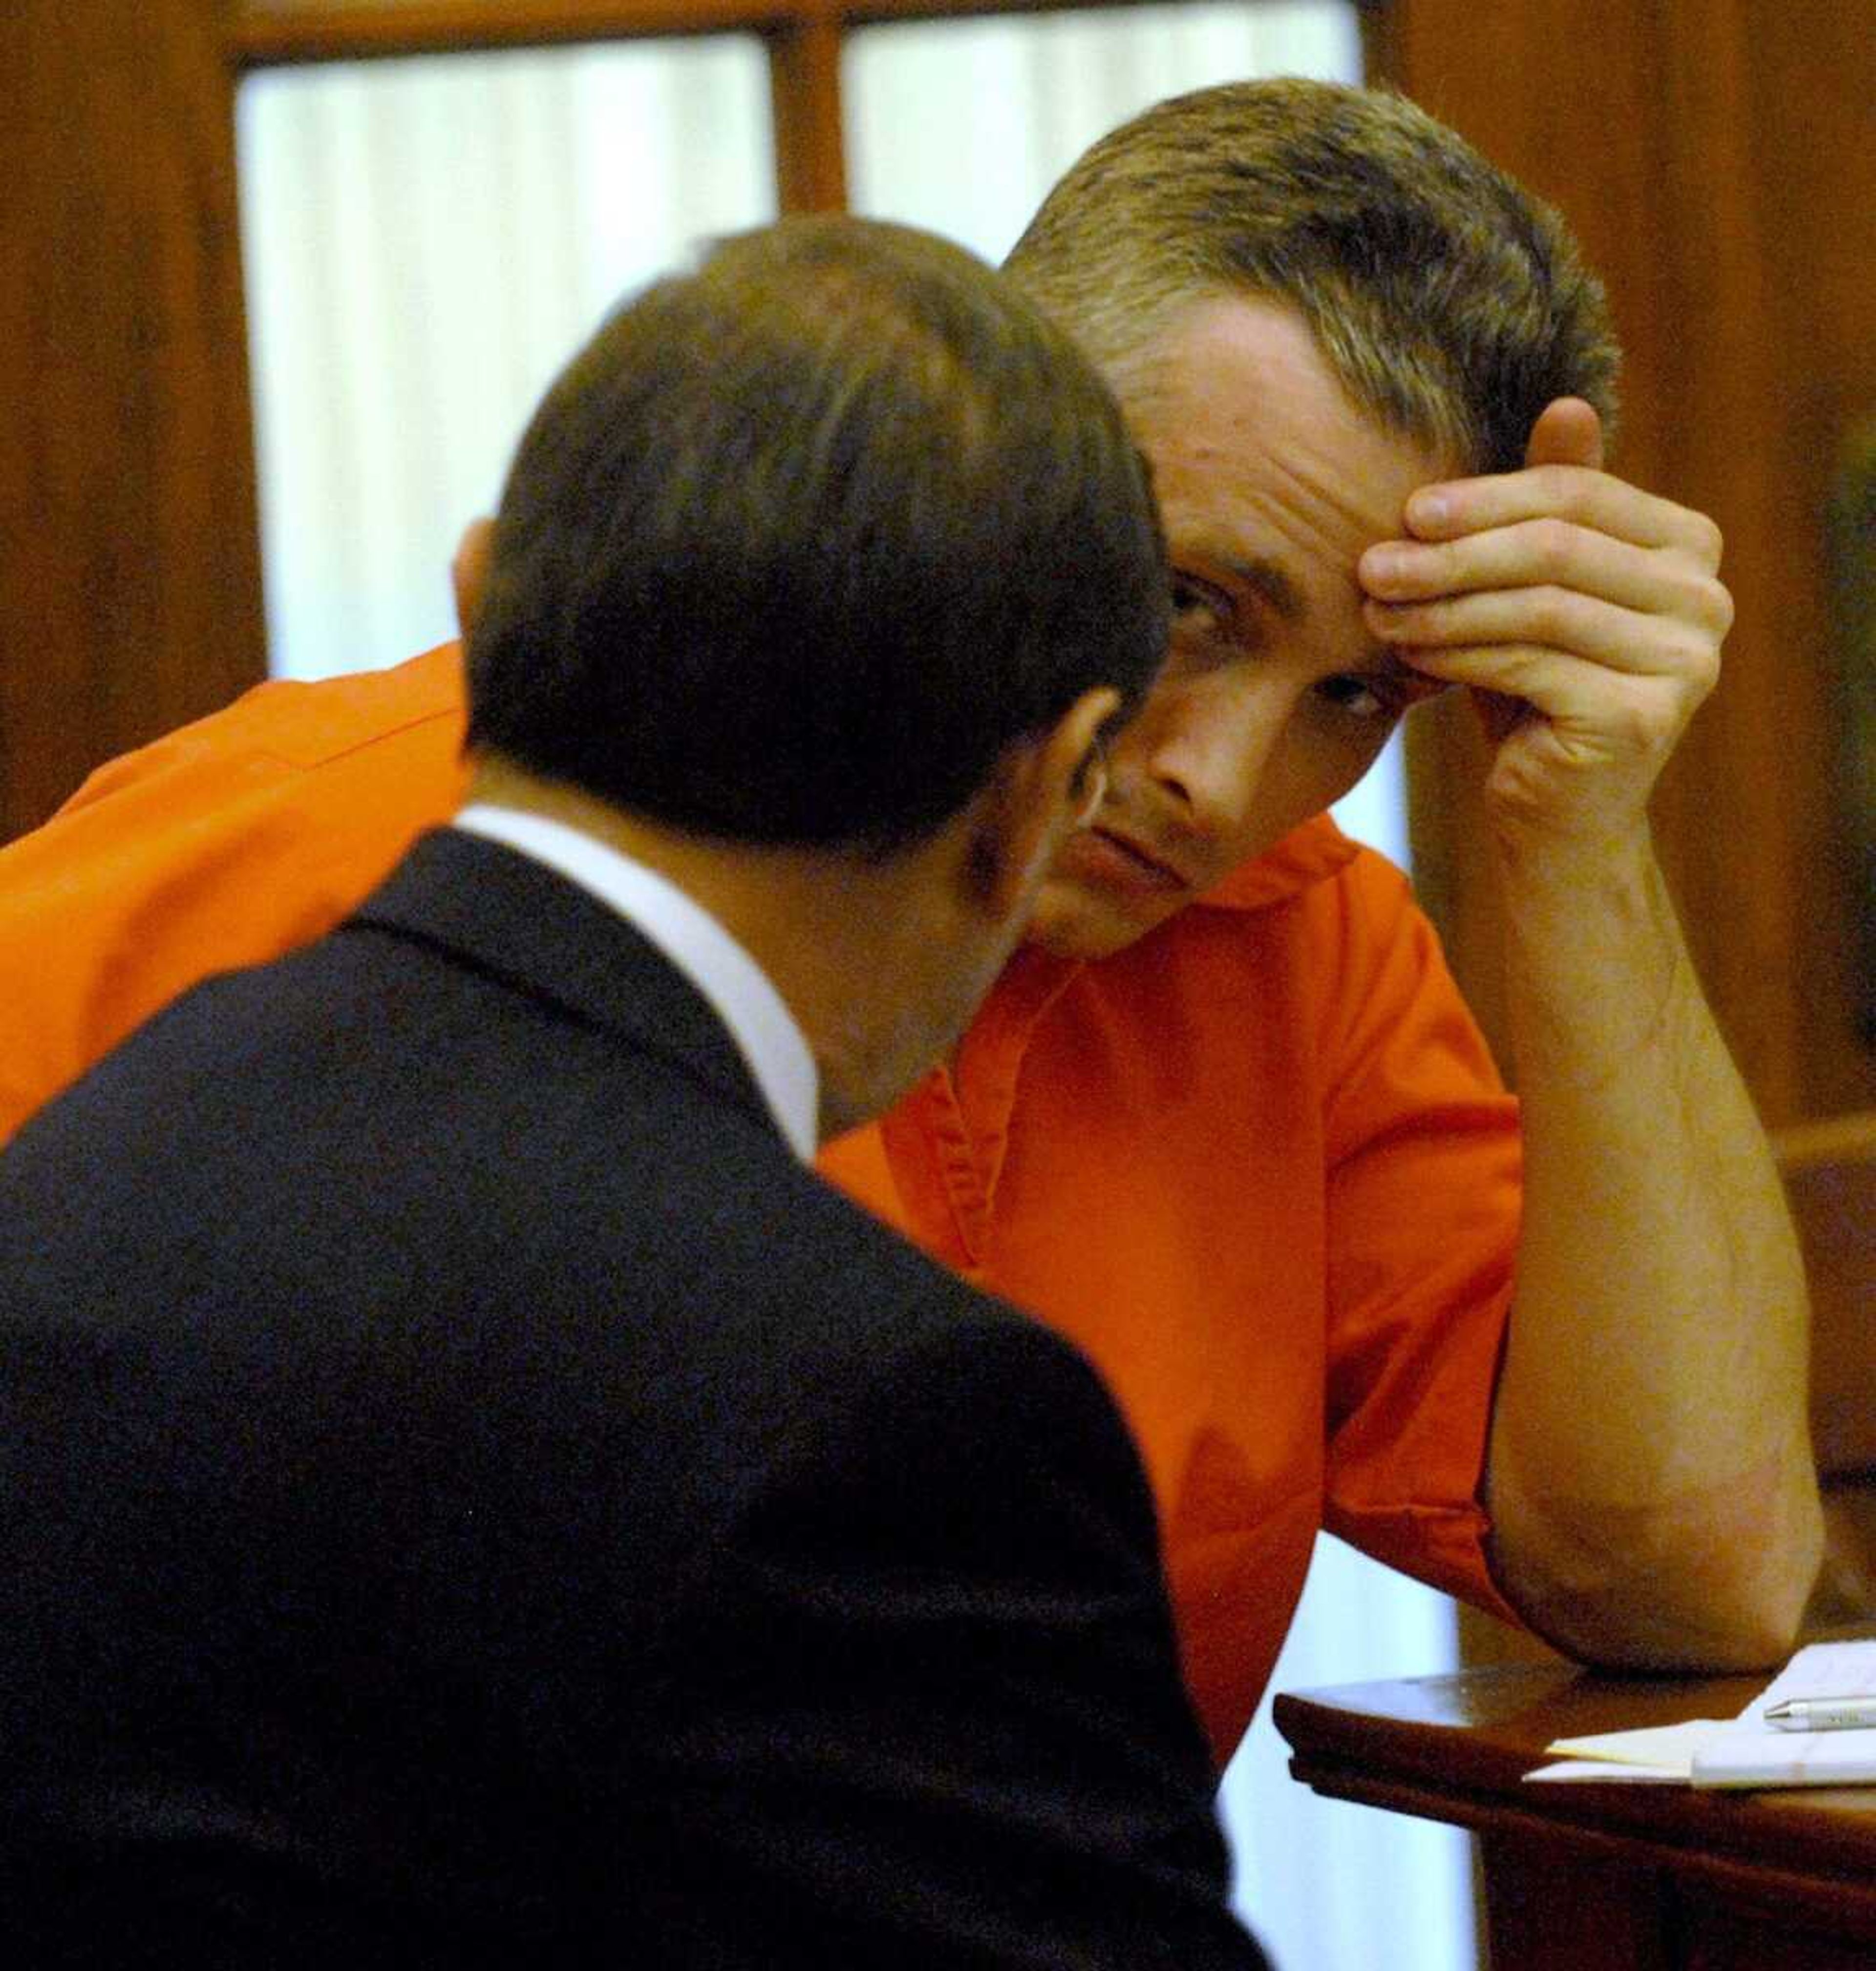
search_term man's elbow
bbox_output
[1488,1460,1825,1673]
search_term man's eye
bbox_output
[1317,675,1396,722]
[1170,573,1226,629]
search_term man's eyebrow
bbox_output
[1181,544,1447,697]
[1185,550,1306,624]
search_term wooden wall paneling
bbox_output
[1644,0,1866,1125]
[0,0,267,843]
[1645,0,1789,1086]
[1712,0,1876,1121]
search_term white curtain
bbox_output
[235,12,1472,1966]
[237,37,776,683]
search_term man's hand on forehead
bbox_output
[1351,398,1732,852]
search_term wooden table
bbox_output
[1273,1663,1876,1969]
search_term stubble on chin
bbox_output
[1019,875,1164,964]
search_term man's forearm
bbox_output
[1484,828,1823,1668]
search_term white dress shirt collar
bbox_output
[452,802,818,1163]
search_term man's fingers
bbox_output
[1382,643,1713,753]
[1356,524,1734,670]
[1396,466,1722,564]
[1365,587,1726,686]
[1359,520,1733,634]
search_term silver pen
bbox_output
[1763,1695,1876,1733]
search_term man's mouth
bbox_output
[1060,824,1192,898]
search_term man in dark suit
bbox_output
[0,217,1269,1966]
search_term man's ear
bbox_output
[450,518,496,637]
[967,686,1119,920]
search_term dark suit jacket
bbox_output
[0,828,1267,1969]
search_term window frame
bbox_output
[229,0,1391,212]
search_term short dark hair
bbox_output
[1005,77,1620,475]
[466,216,1168,853]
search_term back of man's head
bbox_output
[1004,76,1620,475]
[466,215,1167,855]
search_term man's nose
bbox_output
[1142,684,1284,839]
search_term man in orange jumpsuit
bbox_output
[0,80,1821,1765]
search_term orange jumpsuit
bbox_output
[0,641,1526,1761]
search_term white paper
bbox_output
[1527,1639,1876,1789]
[1532,1718,1730,1781]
